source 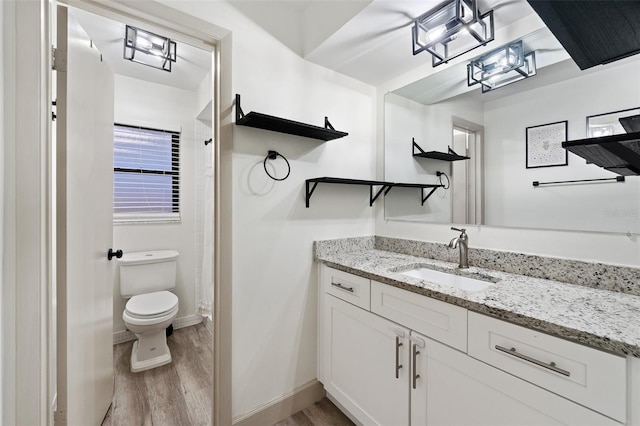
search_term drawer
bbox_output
[370,281,467,352]
[322,265,370,310]
[468,312,627,422]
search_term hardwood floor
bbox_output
[102,323,213,426]
[274,398,355,426]
[102,323,352,426]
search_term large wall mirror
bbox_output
[384,27,640,234]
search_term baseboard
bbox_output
[112,314,203,345]
[232,380,325,426]
[173,314,203,329]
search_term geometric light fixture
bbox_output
[124,25,177,72]
[467,40,537,92]
[412,0,494,67]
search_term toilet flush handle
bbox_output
[108,248,123,261]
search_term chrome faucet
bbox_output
[448,227,469,269]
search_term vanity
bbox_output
[315,237,640,426]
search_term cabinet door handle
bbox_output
[395,336,403,379]
[412,343,421,389]
[331,282,354,293]
[495,345,570,377]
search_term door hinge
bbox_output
[54,409,66,424]
[51,46,57,70]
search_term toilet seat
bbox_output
[125,291,179,319]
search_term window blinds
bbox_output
[113,124,180,222]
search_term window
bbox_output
[113,124,180,223]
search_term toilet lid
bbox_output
[125,291,178,318]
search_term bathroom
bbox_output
[2,0,640,425]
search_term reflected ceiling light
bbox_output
[124,25,177,72]
[412,0,494,67]
[467,40,537,92]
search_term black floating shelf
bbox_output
[235,94,348,141]
[619,114,640,133]
[412,138,470,161]
[389,182,444,205]
[562,131,640,176]
[305,177,444,208]
[305,177,392,208]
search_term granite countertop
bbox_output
[316,248,640,358]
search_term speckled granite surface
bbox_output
[314,237,640,357]
[375,236,640,296]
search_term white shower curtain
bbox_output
[195,118,214,318]
[199,163,214,316]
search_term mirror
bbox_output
[384,27,640,234]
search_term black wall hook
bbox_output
[204,138,212,146]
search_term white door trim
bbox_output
[4,1,53,425]
[61,2,232,425]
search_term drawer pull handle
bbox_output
[495,345,570,377]
[412,343,420,389]
[395,336,403,379]
[331,282,354,293]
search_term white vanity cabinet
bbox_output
[318,265,627,426]
[322,294,410,425]
[411,332,620,426]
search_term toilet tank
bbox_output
[119,250,179,298]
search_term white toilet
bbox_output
[119,250,180,373]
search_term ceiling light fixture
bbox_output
[123,25,177,72]
[412,0,494,67]
[467,40,537,92]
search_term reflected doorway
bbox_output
[451,120,484,225]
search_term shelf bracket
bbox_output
[421,187,439,205]
[305,180,320,208]
[370,184,392,206]
[324,117,335,131]
[447,146,462,157]
[235,93,245,121]
[412,138,425,156]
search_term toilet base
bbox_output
[130,330,172,373]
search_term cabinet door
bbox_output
[322,295,410,426]
[411,332,620,426]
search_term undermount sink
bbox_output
[395,266,496,292]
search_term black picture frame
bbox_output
[526,120,568,168]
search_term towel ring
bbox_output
[263,150,291,181]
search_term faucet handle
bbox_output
[451,227,466,234]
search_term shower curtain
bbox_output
[199,163,214,316]
[196,119,213,318]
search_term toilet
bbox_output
[118,250,180,373]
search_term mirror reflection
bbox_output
[384,27,640,234]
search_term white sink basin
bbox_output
[398,267,495,292]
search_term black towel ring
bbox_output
[263,150,291,181]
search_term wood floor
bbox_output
[102,323,213,426]
[102,323,352,426]
[274,398,355,426]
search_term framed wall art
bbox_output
[526,120,568,168]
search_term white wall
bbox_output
[384,92,484,222]
[483,58,640,232]
[158,2,377,420]
[112,74,199,333]
[376,12,640,267]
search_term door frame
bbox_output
[60,3,233,424]
[451,116,485,226]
